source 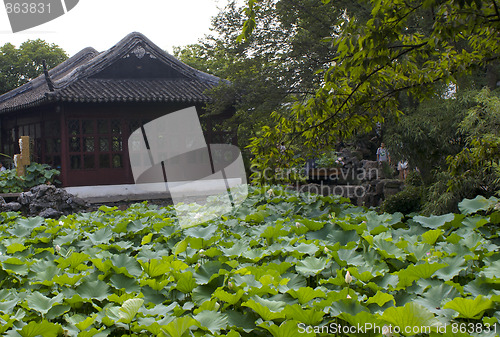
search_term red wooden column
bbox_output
[59,104,69,187]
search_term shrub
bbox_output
[381,185,424,214]
[405,170,423,187]
[0,163,60,193]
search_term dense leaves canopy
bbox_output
[0,39,67,94]
[238,0,500,180]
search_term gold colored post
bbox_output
[16,136,31,177]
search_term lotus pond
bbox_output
[0,185,499,336]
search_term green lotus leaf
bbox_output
[185,224,218,240]
[286,242,319,256]
[395,263,446,288]
[339,311,380,337]
[76,328,105,337]
[193,261,222,285]
[286,287,326,305]
[226,309,257,333]
[141,233,153,245]
[242,296,286,320]
[283,303,325,325]
[52,231,79,247]
[161,316,198,337]
[242,247,270,261]
[482,259,500,281]
[16,217,45,230]
[56,252,90,271]
[2,257,30,275]
[109,274,140,293]
[336,248,366,267]
[295,256,330,277]
[435,256,468,280]
[260,320,315,337]
[6,242,27,254]
[141,285,168,305]
[175,271,198,293]
[17,320,62,337]
[414,283,460,315]
[213,288,245,306]
[26,292,63,315]
[118,298,144,324]
[140,258,171,278]
[442,295,493,319]
[299,218,325,231]
[458,195,497,215]
[127,219,147,232]
[328,299,369,317]
[52,273,84,287]
[220,241,248,256]
[307,223,359,246]
[0,298,19,314]
[244,210,269,223]
[76,280,111,301]
[381,302,439,336]
[110,254,143,277]
[463,278,496,298]
[45,305,71,321]
[193,310,228,334]
[7,224,31,237]
[372,234,406,260]
[366,291,395,307]
[422,229,444,245]
[31,263,60,284]
[88,227,114,245]
[413,213,455,229]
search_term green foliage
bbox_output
[385,91,473,184]
[447,88,500,196]
[315,150,344,168]
[0,186,498,335]
[381,186,424,214]
[0,163,60,193]
[238,0,500,187]
[0,39,67,94]
[175,0,344,151]
[406,170,423,187]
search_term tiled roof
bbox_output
[48,79,214,103]
[0,32,222,113]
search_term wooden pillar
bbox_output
[15,135,30,176]
[59,104,69,186]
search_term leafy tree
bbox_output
[0,39,67,94]
[239,0,500,182]
[383,91,475,185]
[175,0,350,150]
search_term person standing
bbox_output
[376,143,390,164]
[0,161,6,172]
[397,159,408,180]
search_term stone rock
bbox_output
[15,185,89,218]
[4,202,22,211]
[38,208,62,219]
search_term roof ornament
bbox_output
[42,60,55,92]
[133,46,146,59]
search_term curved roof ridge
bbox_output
[0,46,98,104]
[54,32,221,89]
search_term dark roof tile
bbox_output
[0,32,221,113]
